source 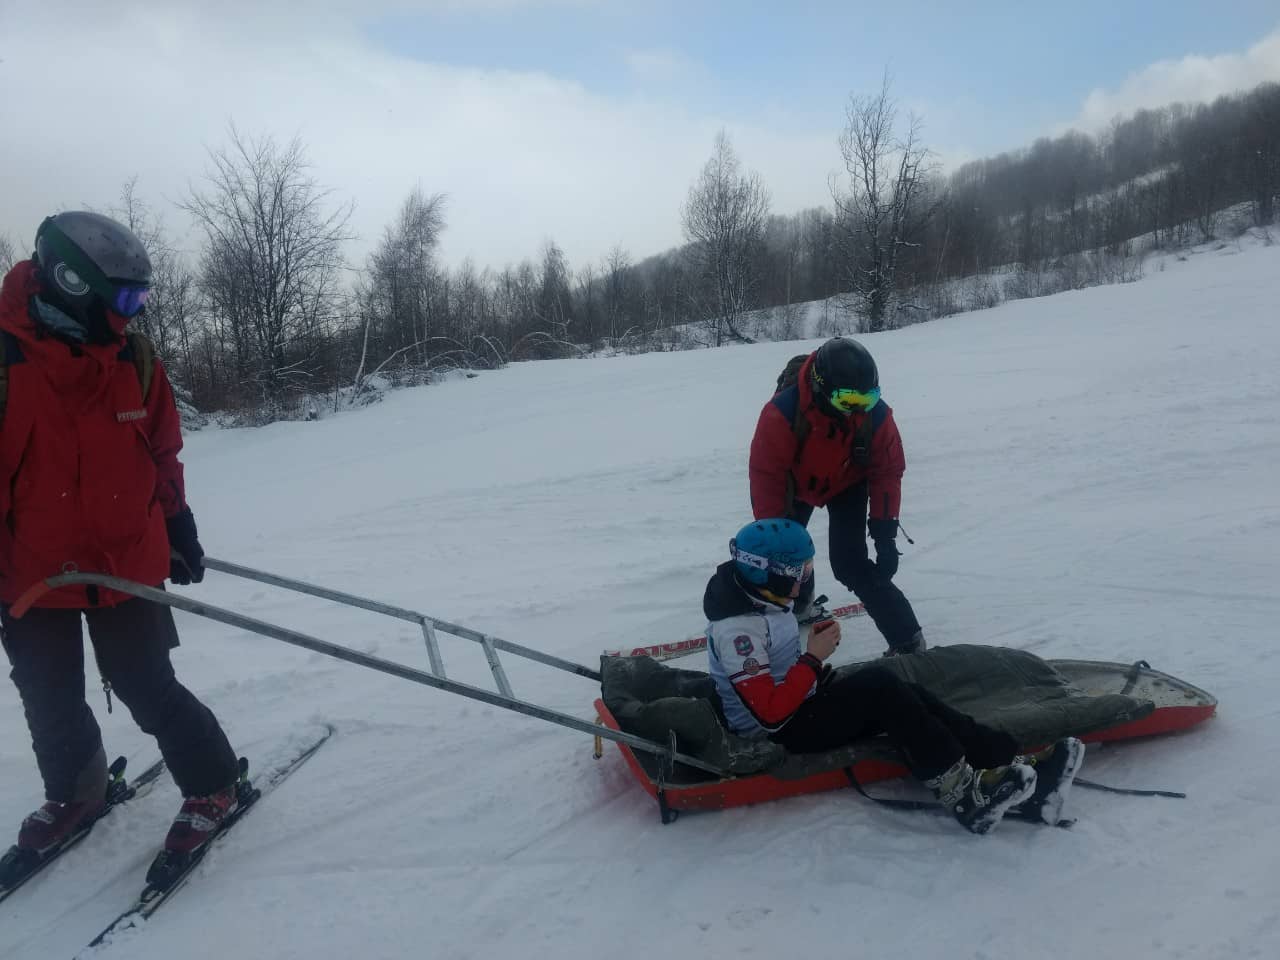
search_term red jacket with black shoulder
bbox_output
[749,353,905,521]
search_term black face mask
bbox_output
[83,300,119,345]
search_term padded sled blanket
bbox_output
[599,644,1155,777]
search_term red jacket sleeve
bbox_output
[749,403,797,519]
[733,657,821,727]
[867,406,905,521]
[145,358,189,518]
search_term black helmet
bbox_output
[33,211,152,342]
[811,337,880,415]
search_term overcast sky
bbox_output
[2,1,1278,272]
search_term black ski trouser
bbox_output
[1,597,238,801]
[789,482,922,651]
[772,665,1018,779]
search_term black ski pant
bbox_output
[772,665,1018,780]
[1,597,239,802]
[789,482,922,651]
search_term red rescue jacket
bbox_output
[749,353,905,521]
[0,261,188,609]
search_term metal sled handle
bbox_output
[11,571,729,780]
[202,556,600,685]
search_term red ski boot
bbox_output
[145,784,239,890]
[16,798,106,855]
[0,797,106,891]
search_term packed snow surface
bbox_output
[2,240,1278,959]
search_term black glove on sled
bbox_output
[167,508,205,585]
[867,518,900,582]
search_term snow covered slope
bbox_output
[1,239,1277,959]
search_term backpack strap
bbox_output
[851,414,872,467]
[851,401,889,468]
[777,358,814,454]
[770,385,813,454]
[788,394,812,514]
[0,332,7,424]
[119,332,156,402]
[790,393,811,450]
[771,384,813,518]
[0,330,26,424]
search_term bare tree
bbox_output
[109,178,200,367]
[832,75,936,331]
[0,233,18,275]
[681,131,770,345]
[153,254,201,380]
[1175,104,1230,242]
[183,126,353,409]
[1243,82,1280,226]
[496,240,578,359]
[537,239,572,339]
[602,245,633,344]
[575,261,599,345]
[359,186,448,384]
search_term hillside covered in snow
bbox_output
[1,239,1277,959]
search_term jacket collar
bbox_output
[703,560,794,621]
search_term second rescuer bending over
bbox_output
[749,337,923,655]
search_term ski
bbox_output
[84,725,333,952]
[604,595,867,661]
[0,755,167,904]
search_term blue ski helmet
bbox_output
[730,519,815,598]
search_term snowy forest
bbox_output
[2,79,1276,423]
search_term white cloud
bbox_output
[1064,27,1280,132]
[623,47,702,84]
[0,2,832,271]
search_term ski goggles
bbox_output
[828,385,880,414]
[733,546,814,583]
[776,557,814,583]
[109,284,151,318]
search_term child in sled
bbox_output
[704,518,1084,834]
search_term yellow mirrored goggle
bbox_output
[829,386,880,413]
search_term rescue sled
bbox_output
[13,562,1216,828]
[593,648,1216,822]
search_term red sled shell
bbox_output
[595,658,1216,816]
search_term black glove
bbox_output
[874,540,900,580]
[867,518,900,582]
[166,508,205,585]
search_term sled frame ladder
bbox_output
[12,560,728,781]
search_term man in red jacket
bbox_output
[749,337,924,655]
[0,213,239,888]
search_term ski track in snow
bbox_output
[1,240,1278,958]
